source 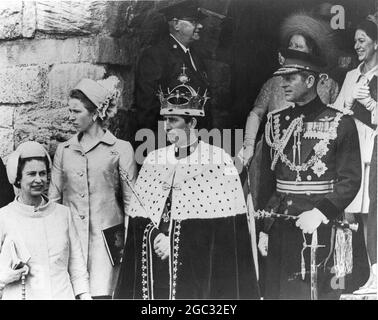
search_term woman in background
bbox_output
[48,76,137,298]
[238,11,339,168]
[332,14,378,295]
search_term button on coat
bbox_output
[48,130,137,296]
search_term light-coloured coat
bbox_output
[48,130,137,296]
[0,198,89,300]
[333,63,378,213]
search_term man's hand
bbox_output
[258,232,268,257]
[296,208,328,234]
[0,265,29,289]
[237,145,254,167]
[153,233,170,260]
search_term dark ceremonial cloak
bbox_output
[257,96,363,299]
[114,141,260,299]
[0,158,14,208]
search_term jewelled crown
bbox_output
[158,65,209,117]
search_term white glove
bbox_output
[258,232,268,257]
[237,144,255,167]
[296,208,328,234]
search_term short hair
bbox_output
[298,70,319,87]
[14,156,50,189]
[181,115,208,130]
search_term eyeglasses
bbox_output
[176,18,199,26]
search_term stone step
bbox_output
[340,293,377,300]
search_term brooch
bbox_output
[110,150,119,156]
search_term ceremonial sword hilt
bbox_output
[254,210,358,231]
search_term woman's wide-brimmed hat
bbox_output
[6,141,51,186]
[280,11,338,69]
[72,76,120,121]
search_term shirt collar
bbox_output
[170,34,189,53]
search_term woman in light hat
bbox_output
[48,76,137,299]
[0,141,90,299]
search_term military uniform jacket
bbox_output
[256,96,361,299]
[135,36,210,132]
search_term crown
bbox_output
[158,64,209,117]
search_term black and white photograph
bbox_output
[0,0,376,306]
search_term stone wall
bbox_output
[0,0,231,161]
[0,0,138,160]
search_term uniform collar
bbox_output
[293,95,324,119]
[169,34,190,53]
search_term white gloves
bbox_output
[296,208,329,234]
[238,144,255,167]
[258,232,269,257]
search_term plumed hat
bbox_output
[280,11,338,69]
[6,141,52,186]
[73,76,120,121]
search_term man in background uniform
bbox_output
[135,0,211,136]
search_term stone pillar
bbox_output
[0,0,137,159]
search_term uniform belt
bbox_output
[277,179,334,194]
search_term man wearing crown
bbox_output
[256,49,362,299]
[135,0,211,137]
[114,70,260,300]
